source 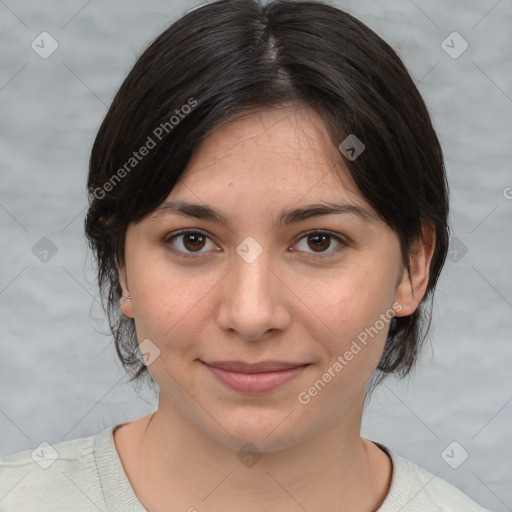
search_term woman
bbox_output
[0,0,493,510]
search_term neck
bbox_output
[118,391,391,512]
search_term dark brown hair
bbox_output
[84,0,449,391]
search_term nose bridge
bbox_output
[217,236,289,340]
[231,238,273,311]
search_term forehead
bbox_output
[175,104,362,201]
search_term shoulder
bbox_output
[375,442,493,512]
[0,429,106,512]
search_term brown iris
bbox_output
[182,232,206,252]
[307,233,331,252]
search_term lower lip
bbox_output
[201,362,309,395]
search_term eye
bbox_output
[165,229,219,258]
[164,229,348,260]
[292,230,347,258]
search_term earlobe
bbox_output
[394,222,436,317]
[118,263,134,318]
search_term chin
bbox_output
[205,412,306,454]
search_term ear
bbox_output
[118,262,134,318]
[394,222,436,317]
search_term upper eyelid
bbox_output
[165,228,218,246]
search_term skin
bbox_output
[115,103,435,512]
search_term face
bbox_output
[119,104,432,452]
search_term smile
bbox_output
[200,360,310,394]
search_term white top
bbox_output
[0,424,492,511]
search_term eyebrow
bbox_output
[151,200,373,228]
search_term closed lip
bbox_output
[200,360,310,373]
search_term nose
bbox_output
[215,247,291,341]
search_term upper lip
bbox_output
[201,360,309,373]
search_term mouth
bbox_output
[199,360,310,394]
[201,360,310,373]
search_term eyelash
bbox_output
[164,229,348,260]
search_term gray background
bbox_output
[1,0,511,510]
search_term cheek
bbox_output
[129,260,217,348]
[295,271,394,412]
[294,260,397,391]
[296,261,396,337]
